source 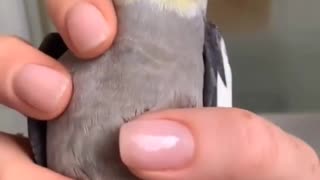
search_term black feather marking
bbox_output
[204,22,227,85]
[203,21,229,107]
[27,33,68,167]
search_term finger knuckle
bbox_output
[229,109,279,175]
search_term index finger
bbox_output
[0,36,72,120]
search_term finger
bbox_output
[0,132,71,180]
[46,0,117,59]
[119,108,320,180]
[0,36,72,120]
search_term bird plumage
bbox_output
[27,0,233,179]
[116,0,207,18]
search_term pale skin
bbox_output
[0,0,319,179]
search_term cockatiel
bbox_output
[28,0,232,179]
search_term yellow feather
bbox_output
[116,0,206,18]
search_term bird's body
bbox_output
[28,0,233,179]
[46,1,207,179]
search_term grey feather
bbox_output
[46,2,206,179]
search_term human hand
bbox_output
[1,1,319,180]
[0,0,117,120]
[119,108,320,180]
[0,0,116,179]
[0,132,72,179]
[1,108,318,180]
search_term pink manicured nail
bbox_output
[120,120,195,171]
[13,64,70,113]
[66,2,109,52]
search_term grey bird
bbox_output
[27,0,232,179]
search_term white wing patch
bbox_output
[217,37,233,107]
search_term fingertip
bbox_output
[12,64,73,120]
[6,64,73,121]
[119,119,195,171]
[0,36,73,120]
[46,0,117,59]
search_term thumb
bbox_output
[119,108,320,180]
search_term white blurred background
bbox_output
[0,0,319,154]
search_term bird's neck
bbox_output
[113,1,207,53]
[114,0,207,18]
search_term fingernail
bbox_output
[66,2,109,52]
[120,120,195,171]
[13,64,70,113]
